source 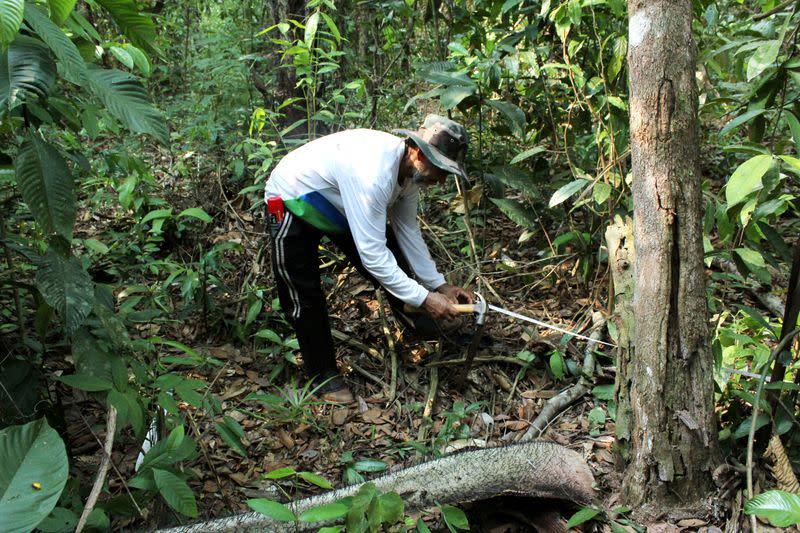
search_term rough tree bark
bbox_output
[622,0,720,517]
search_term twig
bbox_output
[746,327,800,533]
[75,405,117,533]
[345,357,388,389]
[424,355,529,368]
[375,290,399,402]
[331,328,384,362]
[416,346,441,458]
[77,410,144,519]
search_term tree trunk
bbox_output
[622,0,720,517]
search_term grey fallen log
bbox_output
[158,440,595,533]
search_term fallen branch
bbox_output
[156,440,595,533]
[519,313,605,442]
[75,405,117,533]
[715,258,784,317]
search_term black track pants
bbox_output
[269,211,414,380]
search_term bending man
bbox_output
[265,115,474,402]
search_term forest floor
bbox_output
[56,165,783,532]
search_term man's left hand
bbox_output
[436,284,474,304]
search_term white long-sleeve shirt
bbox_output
[265,129,446,306]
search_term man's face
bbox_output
[412,150,449,185]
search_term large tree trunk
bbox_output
[622,0,720,517]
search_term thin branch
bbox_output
[75,405,117,533]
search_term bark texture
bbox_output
[624,0,720,515]
[157,441,595,532]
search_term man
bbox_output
[264,114,474,402]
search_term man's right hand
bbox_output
[422,291,458,320]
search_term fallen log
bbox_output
[158,440,595,532]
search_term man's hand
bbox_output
[436,284,474,305]
[422,291,458,320]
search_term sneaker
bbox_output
[314,375,354,403]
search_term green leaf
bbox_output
[566,507,601,529]
[489,198,538,228]
[304,11,319,47]
[123,44,150,76]
[153,469,198,518]
[593,181,611,205]
[264,467,296,479]
[298,471,332,489]
[509,146,545,165]
[440,504,469,531]
[0,418,69,533]
[247,498,295,521]
[23,3,87,85]
[298,502,348,522]
[491,165,540,197]
[141,208,172,225]
[549,179,588,208]
[720,108,767,136]
[37,506,78,533]
[549,350,565,379]
[35,251,93,334]
[786,112,800,153]
[486,99,526,138]
[725,155,774,207]
[747,40,780,81]
[109,45,133,69]
[744,490,800,527]
[178,207,212,223]
[591,384,614,401]
[439,85,476,110]
[57,374,113,391]
[215,419,247,457]
[352,459,387,473]
[319,12,340,43]
[0,0,24,50]
[255,328,283,344]
[15,134,76,240]
[47,0,77,25]
[0,35,56,112]
[607,36,627,82]
[94,0,158,54]
[86,67,168,144]
[377,492,404,524]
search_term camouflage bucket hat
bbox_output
[394,114,469,179]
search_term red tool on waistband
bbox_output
[267,196,285,225]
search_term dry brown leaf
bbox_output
[361,408,383,424]
[277,429,294,448]
[331,409,349,426]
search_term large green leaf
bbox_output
[0,418,69,533]
[744,490,800,527]
[47,0,77,25]
[86,67,168,143]
[747,40,780,81]
[35,251,93,334]
[248,498,296,521]
[725,154,774,207]
[486,99,526,139]
[549,178,589,207]
[24,2,87,85]
[489,198,538,228]
[94,0,158,54]
[0,35,55,112]
[153,468,198,517]
[0,0,24,49]
[15,134,76,239]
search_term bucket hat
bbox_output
[394,114,469,179]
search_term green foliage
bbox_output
[0,418,69,533]
[745,490,800,528]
